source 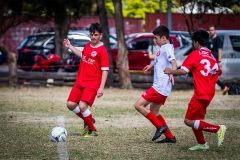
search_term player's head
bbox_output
[152,25,170,46]
[209,25,216,37]
[192,30,209,49]
[89,23,102,45]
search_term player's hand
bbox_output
[143,65,153,74]
[169,74,174,86]
[63,39,71,48]
[97,87,104,98]
[164,67,172,74]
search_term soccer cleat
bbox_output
[152,125,168,141]
[80,118,95,136]
[217,125,227,147]
[188,142,209,151]
[156,136,176,143]
[222,86,229,95]
[84,130,98,138]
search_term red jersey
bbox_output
[75,42,109,90]
[181,47,221,101]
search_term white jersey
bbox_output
[152,44,175,96]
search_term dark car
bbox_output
[111,32,192,72]
[17,32,90,71]
[0,52,7,65]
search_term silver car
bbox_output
[216,30,240,78]
[175,30,240,79]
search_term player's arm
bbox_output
[164,68,187,75]
[217,37,223,63]
[218,48,222,62]
[63,39,82,58]
[143,64,154,74]
[168,59,177,85]
[97,70,108,98]
[148,46,155,60]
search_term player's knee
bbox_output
[66,101,77,111]
[184,119,192,127]
[134,103,140,111]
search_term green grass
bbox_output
[0,86,240,159]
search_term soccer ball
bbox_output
[50,126,68,142]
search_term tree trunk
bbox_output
[112,0,132,89]
[54,0,69,59]
[96,0,114,87]
[0,42,17,87]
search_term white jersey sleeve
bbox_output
[164,44,175,61]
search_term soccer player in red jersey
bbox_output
[63,23,109,138]
[164,30,227,150]
[134,25,177,143]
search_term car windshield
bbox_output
[25,35,53,47]
[69,39,90,47]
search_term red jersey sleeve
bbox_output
[99,46,109,70]
[181,50,198,73]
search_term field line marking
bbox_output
[57,115,69,160]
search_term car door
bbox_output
[127,38,151,70]
[221,32,240,78]
[227,34,240,78]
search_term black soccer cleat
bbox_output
[156,136,176,143]
[152,125,168,141]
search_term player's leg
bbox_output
[67,85,84,119]
[150,103,176,143]
[79,87,98,138]
[67,86,90,135]
[184,95,209,150]
[185,97,226,148]
[135,87,168,141]
[134,97,167,141]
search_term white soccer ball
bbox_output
[50,126,68,142]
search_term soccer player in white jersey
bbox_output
[164,30,226,150]
[63,23,109,138]
[134,25,177,143]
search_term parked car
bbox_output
[170,31,191,41]
[17,31,90,71]
[211,30,240,78]
[70,30,118,48]
[111,32,192,72]
[0,52,7,65]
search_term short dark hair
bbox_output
[192,30,209,47]
[89,22,102,34]
[152,25,170,39]
[209,25,216,29]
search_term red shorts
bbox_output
[67,85,97,107]
[185,94,211,120]
[142,87,167,105]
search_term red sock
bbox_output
[145,111,163,128]
[76,112,84,120]
[198,120,220,133]
[157,115,174,139]
[83,114,96,131]
[192,128,205,144]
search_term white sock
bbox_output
[194,120,200,130]
[82,109,91,117]
[72,106,80,114]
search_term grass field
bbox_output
[0,85,240,160]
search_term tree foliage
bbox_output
[105,0,169,19]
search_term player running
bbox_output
[134,25,177,143]
[164,29,226,150]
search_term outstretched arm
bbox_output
[164,67,187,75]
[63,39,82,58]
